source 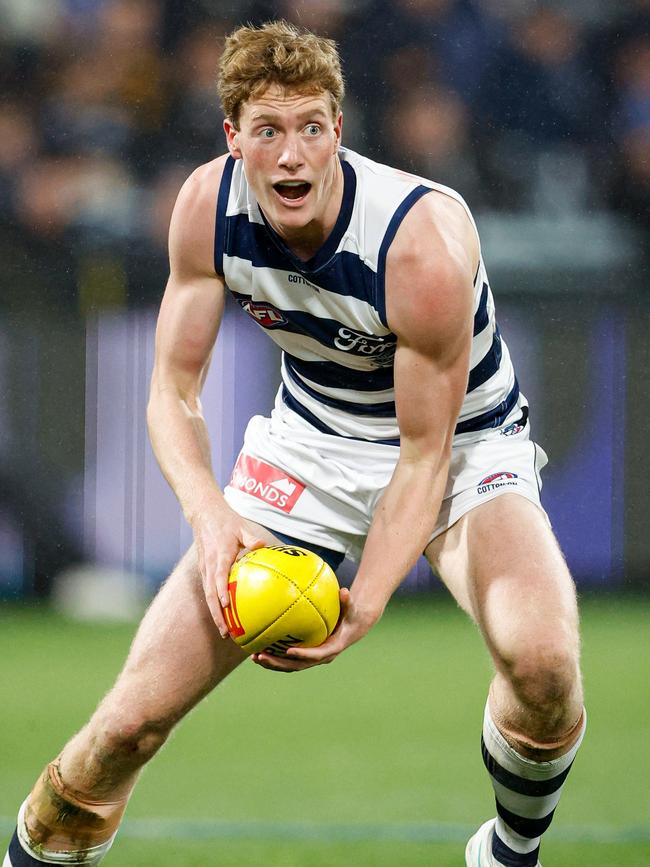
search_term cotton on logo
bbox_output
[229,454,305,513]
[477,471,519,495]
[479,471,518,485]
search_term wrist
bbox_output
[349,594,385,631]
[183,486,230,528]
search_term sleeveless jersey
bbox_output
[214,147,527,447]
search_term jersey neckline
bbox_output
[257,155,356,275]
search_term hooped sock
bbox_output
[481,703,586,866]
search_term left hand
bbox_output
[251,588,378,673]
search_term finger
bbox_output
[238,534,269,557]
[253,658,299,673]
[213,609,230,640]
[286,630,343,660]
[337,587,351,621]
[196,541,227,636]
[203,581,229,639]
[285,643,337,663]
[285,609,347,661]
[214,563,231,608]
[213,545,240,609]
[195,540,207,581]
[252,655,299,672]
[252,652,319,672]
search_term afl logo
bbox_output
[477,471,519,494]
[239,299,288,328]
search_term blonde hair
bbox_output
[218,20,345,127]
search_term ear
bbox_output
[224,118,242,159]
[333,111,343,152]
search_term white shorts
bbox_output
[224,398,548,564]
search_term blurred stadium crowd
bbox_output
[0,0,648,315]
[1,0,649,599]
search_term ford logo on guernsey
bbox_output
[333,327,396,367]
[477,471,519,494]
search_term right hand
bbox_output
[191,507,268,638]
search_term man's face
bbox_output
[224,85,342,233]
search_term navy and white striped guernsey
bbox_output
[214,147,527,446]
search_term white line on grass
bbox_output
[1,817,649,845]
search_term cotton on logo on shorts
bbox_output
[477,471,519,494]
[230,454,305,513]
[500,421,525,437]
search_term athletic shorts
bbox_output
[223,397,548,567]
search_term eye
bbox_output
[304,123,321,136]
[260,128,276,139]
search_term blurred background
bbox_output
[1,0,649,611]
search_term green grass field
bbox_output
[1,594,648,866]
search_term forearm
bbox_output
[351,454,450,621]
[146,383,230,525]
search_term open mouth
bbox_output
[273,181,312,202]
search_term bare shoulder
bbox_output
[169,154,230,280]
[388,189,479,288]
[385,189,478,345]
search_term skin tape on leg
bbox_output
[23,760,127,855]
[493,702,586,759]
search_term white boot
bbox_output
[465,818,542,867]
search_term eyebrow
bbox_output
[249,107,330,124]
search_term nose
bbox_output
[278,134,304,171]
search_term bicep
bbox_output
[151,160,227,401]
[393,320,471,460]
[387,197,476,459]
[152,274,225,400]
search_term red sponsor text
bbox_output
[229,454,305,513]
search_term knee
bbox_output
[500,635,582,731]
[512,643,580,710]
[91,707,172,766]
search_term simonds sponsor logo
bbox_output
[229,454,305,513]
[477,471,519,494]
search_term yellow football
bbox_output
[225,545,340,655]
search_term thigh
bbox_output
[106,544,248,726]
[425,494,580,665]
